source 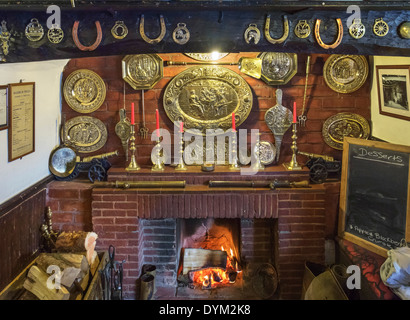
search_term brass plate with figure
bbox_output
[163,66,252,135]
[63,69,106,113]
[64,116,108,153]
[323,55,368,94]
[122,54,163,90]
[258,52,297,86]
[322,112,370,150]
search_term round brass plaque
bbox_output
[163,66,253,135]
[122,54,163,90]
[323,55,368,94]
[322,112,370,150]
[65,116,108,153]
[63,69,106,113]
[258,52,298,86]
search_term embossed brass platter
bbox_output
[63,69,106,113]
[322,112,370,150]
[323,55,368,94]
[64,116,108,153]
[163,66,253,135]
[122,54,163,90]
[258,52,297,86]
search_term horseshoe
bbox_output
[314,18,343,50]
[72,21,102,51]
[264,15,289,44]
[139,14,166,44]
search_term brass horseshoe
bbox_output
[72,21,102,51]
[264,15,289,44]
[139,14,166,44]
[314,18,343,50]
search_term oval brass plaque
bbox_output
[63,69,106,113]
[163,66,253,135]
[65,116,108,153]
[323,55,369,94]
[322,112,370,150]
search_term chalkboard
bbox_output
[338,137,410,257]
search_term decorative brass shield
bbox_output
[63,69,106,113]
[323,55,368,93]
[122,54,163,90]
[163,66,253,135]
[64,116,108,153]
[322,112,370,150]
[258,52,298,85]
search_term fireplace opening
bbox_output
[176,219,242,290]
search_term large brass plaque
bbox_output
[163,66,252,135]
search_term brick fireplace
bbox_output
[90,167,326,300]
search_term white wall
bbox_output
[371,56,410,146]
[0,59,69,204]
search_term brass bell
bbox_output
[399,22,410,39]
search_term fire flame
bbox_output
[191,246,240,289]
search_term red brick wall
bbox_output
[62,53,371,167]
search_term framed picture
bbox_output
[8,82,35,162]
[376,65,410,121]
[0,85,8,130]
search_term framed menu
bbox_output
[8,82,35,162]
[0,85,7,130]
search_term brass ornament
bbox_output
[122,54,164,90]
[139,14,166,45]
[258,52,297,86]
[399,22,410,39]
[314,19,343,49]
[322,112,370,150]
[349,18,366,39]
[64,116,108,153]
[0,20,11,60]
[323,54,368,94]
[72,21,102,51]
[111,21,128,40]
[244,24,261,44]
[47,24,64,44]
[294,20,311,39]
[373,18,389,37]
[48,145,78,178]
[115,109,131,161]
[163,66,253,135]
[25,18,44,42]
[238,57,262,79]
[63,69,106,113]
[172,23,190,45]
[185,53,229,61]
[264,15,289,44]
[255,140,277,165]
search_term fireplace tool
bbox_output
[100,245,125,300]
[298,55,311,127]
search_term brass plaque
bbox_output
[122,54,163,90]
[322,112,370,150]
[323,55,368,94]
[65,116,108,153]
[63,69,106,113]
[163,66,253,135]
[258,52,298,86]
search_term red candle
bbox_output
[293,102,297,123]
[232,112,236,131]
[180,121,184,133]
[156,109,160,137]
[131,102,135,125]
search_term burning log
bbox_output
[182,248,227,275]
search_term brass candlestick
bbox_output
[251,132,264,171]
[152,136,165,171]
[283,122,302,170]
[229,130,240,170]
[126,125,141,171]
[175,130,187,171]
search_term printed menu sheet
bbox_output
[8,82,35,161]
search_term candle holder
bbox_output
[126,125,141,171]
[251,132,265,171]
[152,136,165,171]
[175,131,187,171]
[229,130,240,170]
[283,122,302,171]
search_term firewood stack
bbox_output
[23,231,99,300]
